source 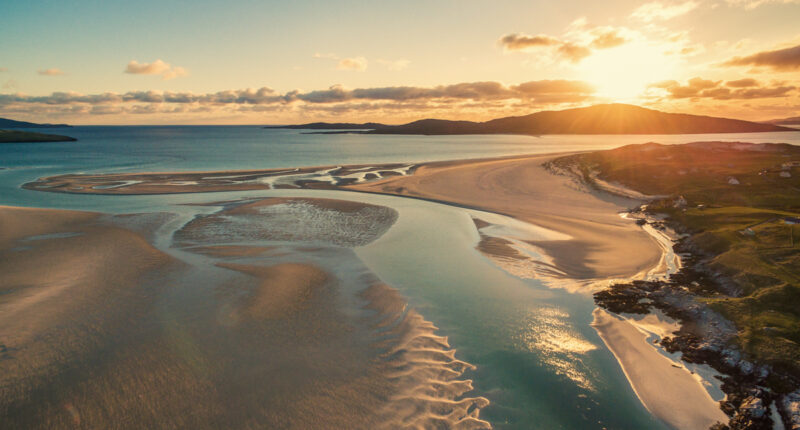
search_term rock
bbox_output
[740,396,766,418]
[723,349,741,368]
[739,360,754,375]
[782,390,800,430]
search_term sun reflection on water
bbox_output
[512,306,598,391]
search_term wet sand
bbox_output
[0,200,488,429]
[16,153,720,428]
[592,309,728,430]
[345,154,662,282]
[25,153,661,283]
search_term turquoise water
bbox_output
[3,127,800,428]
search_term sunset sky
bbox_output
[1,0,799,124]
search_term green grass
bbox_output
[560,142,800,375]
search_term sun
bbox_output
[577,41,680,101]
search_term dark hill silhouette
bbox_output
[0,117,71,128]
[269,104,794,135]
[264,122,384,130]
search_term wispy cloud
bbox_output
[650,76,796,99]
[724,0,800,9]
[499,33,561,51]
[336,57,368,71]
[313,53,370,71]
[124,59,187,80]
[590,30,628,49]
[499,23,630,64]
[722,43,800,71]
[630,1,698,22]
[38,68,65,76]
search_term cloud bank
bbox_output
[650,77,796,99]
[722,43,800,71]
[0,79,596,119]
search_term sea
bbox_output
[2,126,799,428]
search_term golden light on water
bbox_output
[514,306,598,391]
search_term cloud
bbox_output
[124,59,188,80]
[499,24,629,65]
[38,68,65,76]
[0,79,596,113]
[336,57,368,71]
[499,33,561,51]
[631,1,698,22]
[556,43,592,63]
[650,77,796,99]
[590,30,627,49]
[0,67,8,73]
[724,0,800,9]
[314,53,369,71]
[0,80,599,122]
[722,43,800,71]
[725,78,759,87]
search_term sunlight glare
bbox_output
[578,42,679,101]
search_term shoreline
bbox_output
[16,149,734,428]
[592,308,728,429]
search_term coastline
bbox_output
[592,308,728,429]
[15,150,736,428]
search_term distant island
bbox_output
[0,117,72,129]
[766,116,800,126]
[0,117,76,143]
[267,103,795,136]
[0,129,77,143]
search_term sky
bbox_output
[1,0,799,124]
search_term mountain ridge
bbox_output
[266,104,795,135]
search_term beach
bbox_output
[4,146,732,428]
[0,201,489,428]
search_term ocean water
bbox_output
[2,126,800,428]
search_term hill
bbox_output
[766,116,800,125]
[557,141,800,375]
[264,122,384,130]
[0,130,77,143]
[270,104,795,135]
[0,117,71,128]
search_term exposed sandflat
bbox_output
[346,153,662,281]
[592,308,727,430]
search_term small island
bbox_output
[0,117,76,143]
[0,129,77,143]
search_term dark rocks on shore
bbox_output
[594,218,799,429]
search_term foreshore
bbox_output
[17,151,733,428]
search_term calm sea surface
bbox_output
[2,126,799,428]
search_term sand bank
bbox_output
[27,153,662,284]
[592,308,728,429]
[345,154,662,283]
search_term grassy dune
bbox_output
[560,141,800,374]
